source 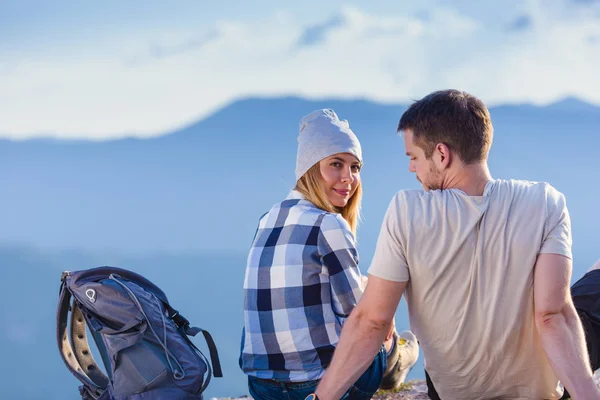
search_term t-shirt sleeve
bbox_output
[318,213,363,318]
[368,192,410,282]
[539,184,572,259]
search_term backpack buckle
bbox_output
[170,310,190,329]
[78,384,104,400]
[59,271,71,294]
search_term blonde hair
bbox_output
[295,162,362,236]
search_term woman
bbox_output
[239,109,416,400]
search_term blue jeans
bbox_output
[247,346,388,400]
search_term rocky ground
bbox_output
[210,380,430,400]
[372,380,429,399]
[211,372,600,399]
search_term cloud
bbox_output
[135,30,220,64]
[507,15,532,32]
[0,61,17,76]
[296,15,346,47]
[0,4,599,139]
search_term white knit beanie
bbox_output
[295,109,362,182]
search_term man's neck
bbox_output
[441,162,492,196]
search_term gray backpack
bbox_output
[57,266,222,399]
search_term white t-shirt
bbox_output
[368,179,571,399]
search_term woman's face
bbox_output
[318,153,362,207]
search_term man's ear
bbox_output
[434,143,452,170]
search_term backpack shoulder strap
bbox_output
[57,275,109,399]
[177,325,222,393]
[198,328,223,378]
[70,299,112,382]
[167,305,223,378]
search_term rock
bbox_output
[210,380,430,400]
[372,380,429,399]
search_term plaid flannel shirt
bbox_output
[240,190,364,382]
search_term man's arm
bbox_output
[534,253,600,399]
[358,275,396,342]
[314,275,407,400]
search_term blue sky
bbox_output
[1,0,599,139]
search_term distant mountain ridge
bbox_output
[1,95,598,266]
[1,95,598,143]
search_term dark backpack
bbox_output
[57,266,223,400]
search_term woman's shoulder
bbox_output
[319,211,352,233]
[259,191,351,232]
[289,202,348,234]
[256,196,328,227]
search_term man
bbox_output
[307,90,600,399]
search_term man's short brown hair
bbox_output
[398,90,493,164]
